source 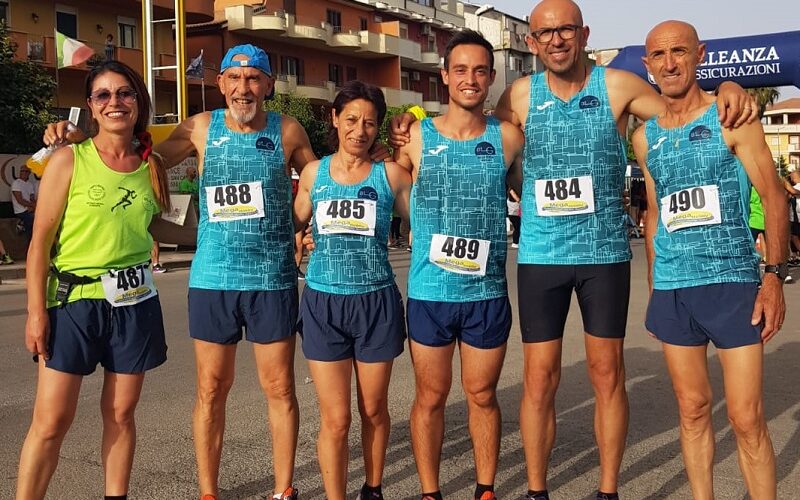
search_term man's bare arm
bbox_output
[283,116,317,174]
[631,126,659,292]
[495,79,526,127]
[155,112,209,169]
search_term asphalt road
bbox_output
[1,240,799,499]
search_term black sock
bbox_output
[474,483,494,498]
[105,496,127,500]
[528,490,549,500]
[597,492,619,500]
[422,492,443,500]
[361,483,383,498]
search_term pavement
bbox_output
[1,240,799,499]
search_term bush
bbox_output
[265,93,330,159]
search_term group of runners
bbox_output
[16,0,789,499]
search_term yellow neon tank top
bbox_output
[47,139,158,306]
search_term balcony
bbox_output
[331,30,362,50]
[502,30,530,53]
[398,38,422,61]
[420,51,441,67]
[359,31,400,57]
[274,75,336,103]
[422,100,442,114]
[382,87,423,107]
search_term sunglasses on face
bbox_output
[89,88,137,106]
[530,24,582,44]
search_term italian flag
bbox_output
[55,31,94,69]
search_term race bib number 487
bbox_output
[315,199,377,236]
[205,182,264,222]
[429,234,490,276]
[535,176,595,216]
[660,185,722,232]
[101,263,157,307]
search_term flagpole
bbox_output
[200,49,206,112]
[53,28,60,109]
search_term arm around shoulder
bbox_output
[155,112,208,168]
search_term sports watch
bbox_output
[763,263,789,280]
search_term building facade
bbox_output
[463,3,539,110]
[763,98,800,170]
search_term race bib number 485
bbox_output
[205,182,264,222]
[315,199,377,236]
[535,176,595,216]
[660,185,722,232]
[101,263,157,307]
[429,234,490,276]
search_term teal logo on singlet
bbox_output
[475,141,496,156]
[256,137,276,151]
[689,125,712,142]
[579,95,601,109]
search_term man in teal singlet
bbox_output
[393,30,525,500]
[631,21,787,500]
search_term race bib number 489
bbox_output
[535,176,595,216]
[429,234,490,276]
[101,263,157,307]
[315,199,377,236]
[660,185,722,232]
[205,182,264,222]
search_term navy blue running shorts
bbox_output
[298,285,405,362]
[518,262,630,343]
[407,296,511,349]
[646,282,762,349]
[188,288,298,344]
[46,297,167,375]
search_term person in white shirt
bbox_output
[11,166,36,241]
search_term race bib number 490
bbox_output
[315,199,377,236]
[205,182,264,222]
[660,185,722,232]
[429,234,490,276]
[101,263,157,307]
[535,176,595,216]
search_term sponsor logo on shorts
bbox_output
[475,141,496,156]
[256,137,276,151]
[358,186,378,200]
[667,210,715,230]
[434,257,481,273]
[579,95,601,109]
[540,200,590,212]
[321,219,370,232]
[210,205,260,218]
[689,125,712,142]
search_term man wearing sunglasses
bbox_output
[493,1,759,499]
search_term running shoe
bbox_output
[200,495,216,500]
[477,491,497,500]
[785,275,794,284]
[153,263,167,273]
[525,493,549,500]
[0,253,13,264]
[596,493,619,500]
[273,487,299,500]
[357,489,384,500]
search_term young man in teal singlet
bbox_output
[632,21,786,500]
[393,30,525,500]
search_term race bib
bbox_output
[101,263,157,307]
[660,185,722,232]
[535,176,595,216]
[429,234,490,276]
[315,199,377,236]
[205,182,264,222]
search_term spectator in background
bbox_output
[389,208,402,247]
[0,239,13,264]
[179,165,199,197]
[152,240,167,273]
[105,34,115,61]
[507,188,521,248]
[12,166,36,243]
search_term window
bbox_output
[425,34,436,52]
[118,16,137,49]
[0,0,8,25]
[56,5,78,38]
[428,77,439,101]
[282,56,303,84]
[360,17,368,31]
[790,135,800,145]
[400,71,410,91]
[328,63,341,86]
[346,66,357,82]
[326,9,342,33]
[410,0,432,6]
[399,23,409,39]
[770,136,780,146]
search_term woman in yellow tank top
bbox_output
[17,61,173,500]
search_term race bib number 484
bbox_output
[429,234,490,276]
[205,182,264,222]
[535,176,595,216]
[660,185,722,232]
[101,263,157,307]
[315,199,377,236]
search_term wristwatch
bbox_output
[764,263,789,280]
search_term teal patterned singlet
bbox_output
[306,156,395,295]
[189,109,295,291]
[518,66,631,265]
[645,103,759,290]
[408,117,508,302]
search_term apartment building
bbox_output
[3,0,214,119]
[187,0,466,114]
[463,3,539,110]
[764,98,800,170]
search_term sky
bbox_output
[472,0,800,99]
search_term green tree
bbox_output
[776,154,789,178]
[0,22,58,153]
[265,92,330,159]
[379,104,414,154]
[746,87,780,117]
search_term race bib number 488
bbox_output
[205,182,264,222]
[535,176,595,216]
[660,185,722,232]
[429,234,490,276]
